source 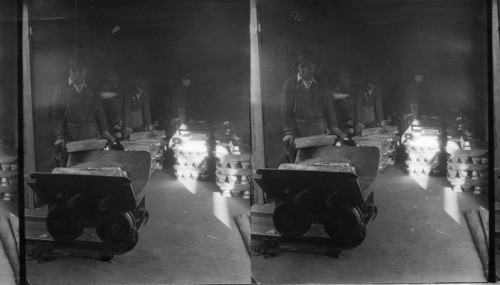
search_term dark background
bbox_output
[30,0,250,172]
[259,0,488,168]
[0,0,18,148]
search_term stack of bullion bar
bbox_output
[214,122,251,199]
[447,134,488,194]
[120,130,167,171]
[170,122,211,180]
[351,126,398,172]
[403,116,443,176]
[0,146,18,201]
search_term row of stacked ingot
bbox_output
[403,117,443,175]
[214,136,252,199]
[447,135,488,194]
[171,123,211,180]
[353,126,398,172]
[0,147,18,201]
[120,130,167,171]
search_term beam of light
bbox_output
[177,177,199,195]
[409,172,430,190]
[212,191,232,229]
[443,186,461,224]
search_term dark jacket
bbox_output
[354,85,384,124]
[281,75,338,137]
[122,88,151,129]
[52,79,109,141]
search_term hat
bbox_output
[68,56,86,68]
[297,49,316,66]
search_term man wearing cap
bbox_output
[281,49,345,148]
[402,69,424,129]
[122,76,152,138]
[332,68,355,128]
[170,76,192,129]
[353,72,384,134]
[52,59,114,166]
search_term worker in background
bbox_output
[401,69,424,131]
[281,49,345,158]
[122,76,152,138]
[170,75,192,130]
[52,58,115,167]
[99,70,123,138]
[353,72,384,134]
[332,68,355,128]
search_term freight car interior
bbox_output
[24,0,251,283]
[250,0,491,283]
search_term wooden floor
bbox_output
[252,166,488,284]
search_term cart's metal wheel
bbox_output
[273,201,311,237]
[46,206,84,242]
[96,210,136,245]
[323,205,365,246]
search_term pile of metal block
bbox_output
[214,122,252,199]
[0,147,18,201]
[121,130,167,171]
[446,121,488,194]
[170,122,211,180]
[403,117,443,175]
[352,126,398,172]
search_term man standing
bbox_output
[402,69,424,129]
[122,76,152,138]
[171,75,192,127]
[281,49,345,148]
[332,69,355,128]
[353,72,384,134]
[52,58,114,166]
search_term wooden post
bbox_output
[23,0,36,209]
[250,0,265,205]
[493,0,500,203]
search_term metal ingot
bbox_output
[459,157,470,164]
[0,178,9,187]
[479,171,488,180]
[462,186,472,192]
[1,164,10,171]
[228,161,240,169]
[471,157,482,164]
[240,176,250,185]
[222,190,232,198]
[474,186,486,194]
[9,178,18,186]
[243,191,251,200]
[448,170,458,178]
[3,193,11,201]
[449,157,460,163]
[227,175,238,184]
[481,158,488,164]
[458,171,468,178]
[216,173,227,183]
[241,162,252,169]
[470,171,479,180]
[453,186,463,192]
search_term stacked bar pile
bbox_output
[170,122,211,180]
[0,147,18,201]
[214,122,252,199]
[447,137,488,194]
[352,126,398,172]
[403,117,444,175]
[120,130,167,171]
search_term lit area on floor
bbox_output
[442,187,461,225]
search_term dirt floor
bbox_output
[26,171,250,284]
[251,166,488,284]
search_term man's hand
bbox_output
[332,127,346,138]
[122,127,133,138]
[54,138,66,148]
[102,131,115,142]
[144,124,153,131]
[355,123,365,134]
[282,134,294,146]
